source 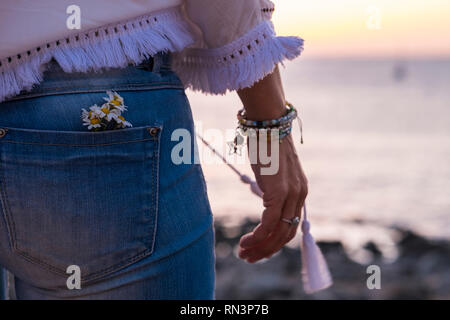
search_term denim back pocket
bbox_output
[0,125,161,283]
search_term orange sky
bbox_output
[272,0,450,58]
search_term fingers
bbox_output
[239,192,299,262]
[265,194,305,259]
[265,223,299,259]
[266,211,300,259]
[239,190,285,249]
[260,186,306,259]
[243,224,297,263]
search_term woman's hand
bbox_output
[237,133,308,263]
[236,64,308,263]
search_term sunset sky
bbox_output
[272,0,450,58]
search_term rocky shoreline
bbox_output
[214,218,450,300]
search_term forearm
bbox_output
[236,64,287,121]
[236,65,309,264]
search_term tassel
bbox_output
[240,171,333,294]
[300,203,333,293]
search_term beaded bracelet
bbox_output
[237,102,297,128]
[229,101,303,154]
[238,122,292,140]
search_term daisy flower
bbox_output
[104,90,127,112]
[81,108,90,120]
[99,103,118,122]
[81,91,132,131]
[109,102,128,113]
[81,113,102,130]
[114,114,133,128]
[89,104,107,118]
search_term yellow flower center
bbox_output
[111,99,121,106]
[118,115,125,121]
[90,118,100,124]
[101,106,110,114]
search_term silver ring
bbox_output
[281,216,300,226]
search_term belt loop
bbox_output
[166,52,172,69]
[151,52,163,73]
[152,51,172,73]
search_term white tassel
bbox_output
[241,174,333,293]
[300,203,333,293]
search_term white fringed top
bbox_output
[0,0,304,102]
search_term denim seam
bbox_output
[4,84,185,102]
[149,123,161,256]
[82,249,153,283]
[34,82,182,91]
[198,165,214,218]
[86,217,214,286]
[13,246,155,280]
[1,138,157,147]
[159,164,198,193]
[0,162,17,252]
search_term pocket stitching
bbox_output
[82,125,162,283]
[0,125,163,282]
[0,168,18,252]
[0,124,160,147]
[0,137,157,147]
[149,124,161,256]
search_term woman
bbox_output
[0,0,308,299]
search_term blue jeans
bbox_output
[0,52,215,299]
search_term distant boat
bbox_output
[393,62,407,82]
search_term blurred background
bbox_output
[186,0,450,299]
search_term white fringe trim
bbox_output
[172,20,304,95]
[0,6,195,103]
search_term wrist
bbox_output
[243,100,286,121]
